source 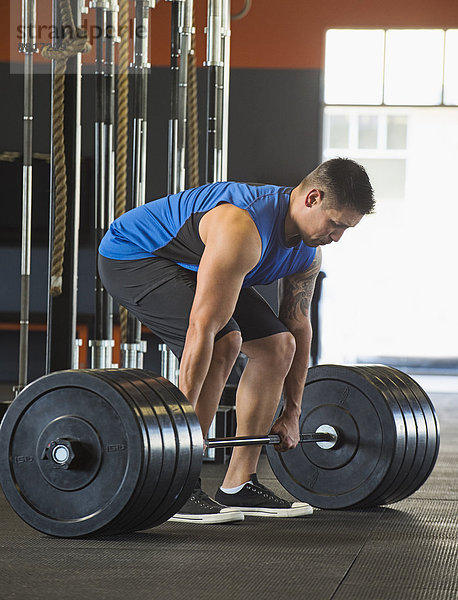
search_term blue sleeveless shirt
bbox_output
[99,182,316,287]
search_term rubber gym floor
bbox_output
[0,376,456,600]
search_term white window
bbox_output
[320,29,458,365]
[444,30,458,105]
[324,28,458,106]
[384,30,444,105]
[323,107,408,201]
[324,30,385,105]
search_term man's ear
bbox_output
[304,188,323,208]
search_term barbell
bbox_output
[0,364,440,538]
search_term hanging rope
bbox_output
[114,0,131,344]
[0,151,50,163]
[187,4,200,188]
[41,0,91,296]
[115,0,129,221]
[0,151,21,162]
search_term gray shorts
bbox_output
[98,254,289,359]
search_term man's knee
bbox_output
[244,331,296,374]
[271,331,296,373]
[213,330,243,373]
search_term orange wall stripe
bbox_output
[2,0,458,70]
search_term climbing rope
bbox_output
[0,151,21,162]
[41,0,91,296]
[115,0,129,221]
[115,0,130,344]
[0,152,50,163]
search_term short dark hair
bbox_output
[301,158,375,215]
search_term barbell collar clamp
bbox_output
[41,438,77,469]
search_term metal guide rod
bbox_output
[167,0,180,196]
[131,0,151,210]
[46,0,82,374]
[205,0,221,183]
[162,0,194,385]
[176,0,194,191]
[90,0,118,368]
[201,6,218,454]
[167,0,194,195]
[205,432,338,449]
[205,0,230,183]
[220,0,230,181]
[120,0,154,368]
[17,0,37,393]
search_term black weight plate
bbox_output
[362,365,429,505]
[389,368,440,473]
[88,369,195,533]
[266,364,406,509]
[0,370,146,538]
[159,374,204,521]
[343,366,408,507]
[356,366,421,506]
[143,373,203,526]
[403,373,440,487]
[122,371,201,531]
[378,368,438,502]
[359,366,425,505]
[87,369,173,535]
[128,370,202,528]
[381,367,439,501]
[333,366,411,507]
[87,370,167,534]
[120,370,192,531]
[98,369,180,533]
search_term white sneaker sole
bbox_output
[230,502,313,518]
[168,508,245,524]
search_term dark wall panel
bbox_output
[227,68,322,185]
[0,63,322,232]
[0,63,321,381]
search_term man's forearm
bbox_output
[282,324,313,416]
[178,324,216,408]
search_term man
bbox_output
[98,157,375,524]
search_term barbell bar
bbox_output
[39,430,337,465]
[0,364,440,538]
[205,429,338,449]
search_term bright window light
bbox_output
[384,30,444,105]
[327,114,350,148]
[444,30,458,105]
[324,30,385,105]
[358,115,378,149]
[387,115,408,149]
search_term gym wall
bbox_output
[0,0,457,381]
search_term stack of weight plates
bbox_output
[0,369,203,537]
[266,364,440,509]
[356,365,440,506]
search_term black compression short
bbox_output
[98,254,289,359]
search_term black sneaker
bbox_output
[169,479,245,524]
[215,474,313,517]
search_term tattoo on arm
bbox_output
[279,249,322,322]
